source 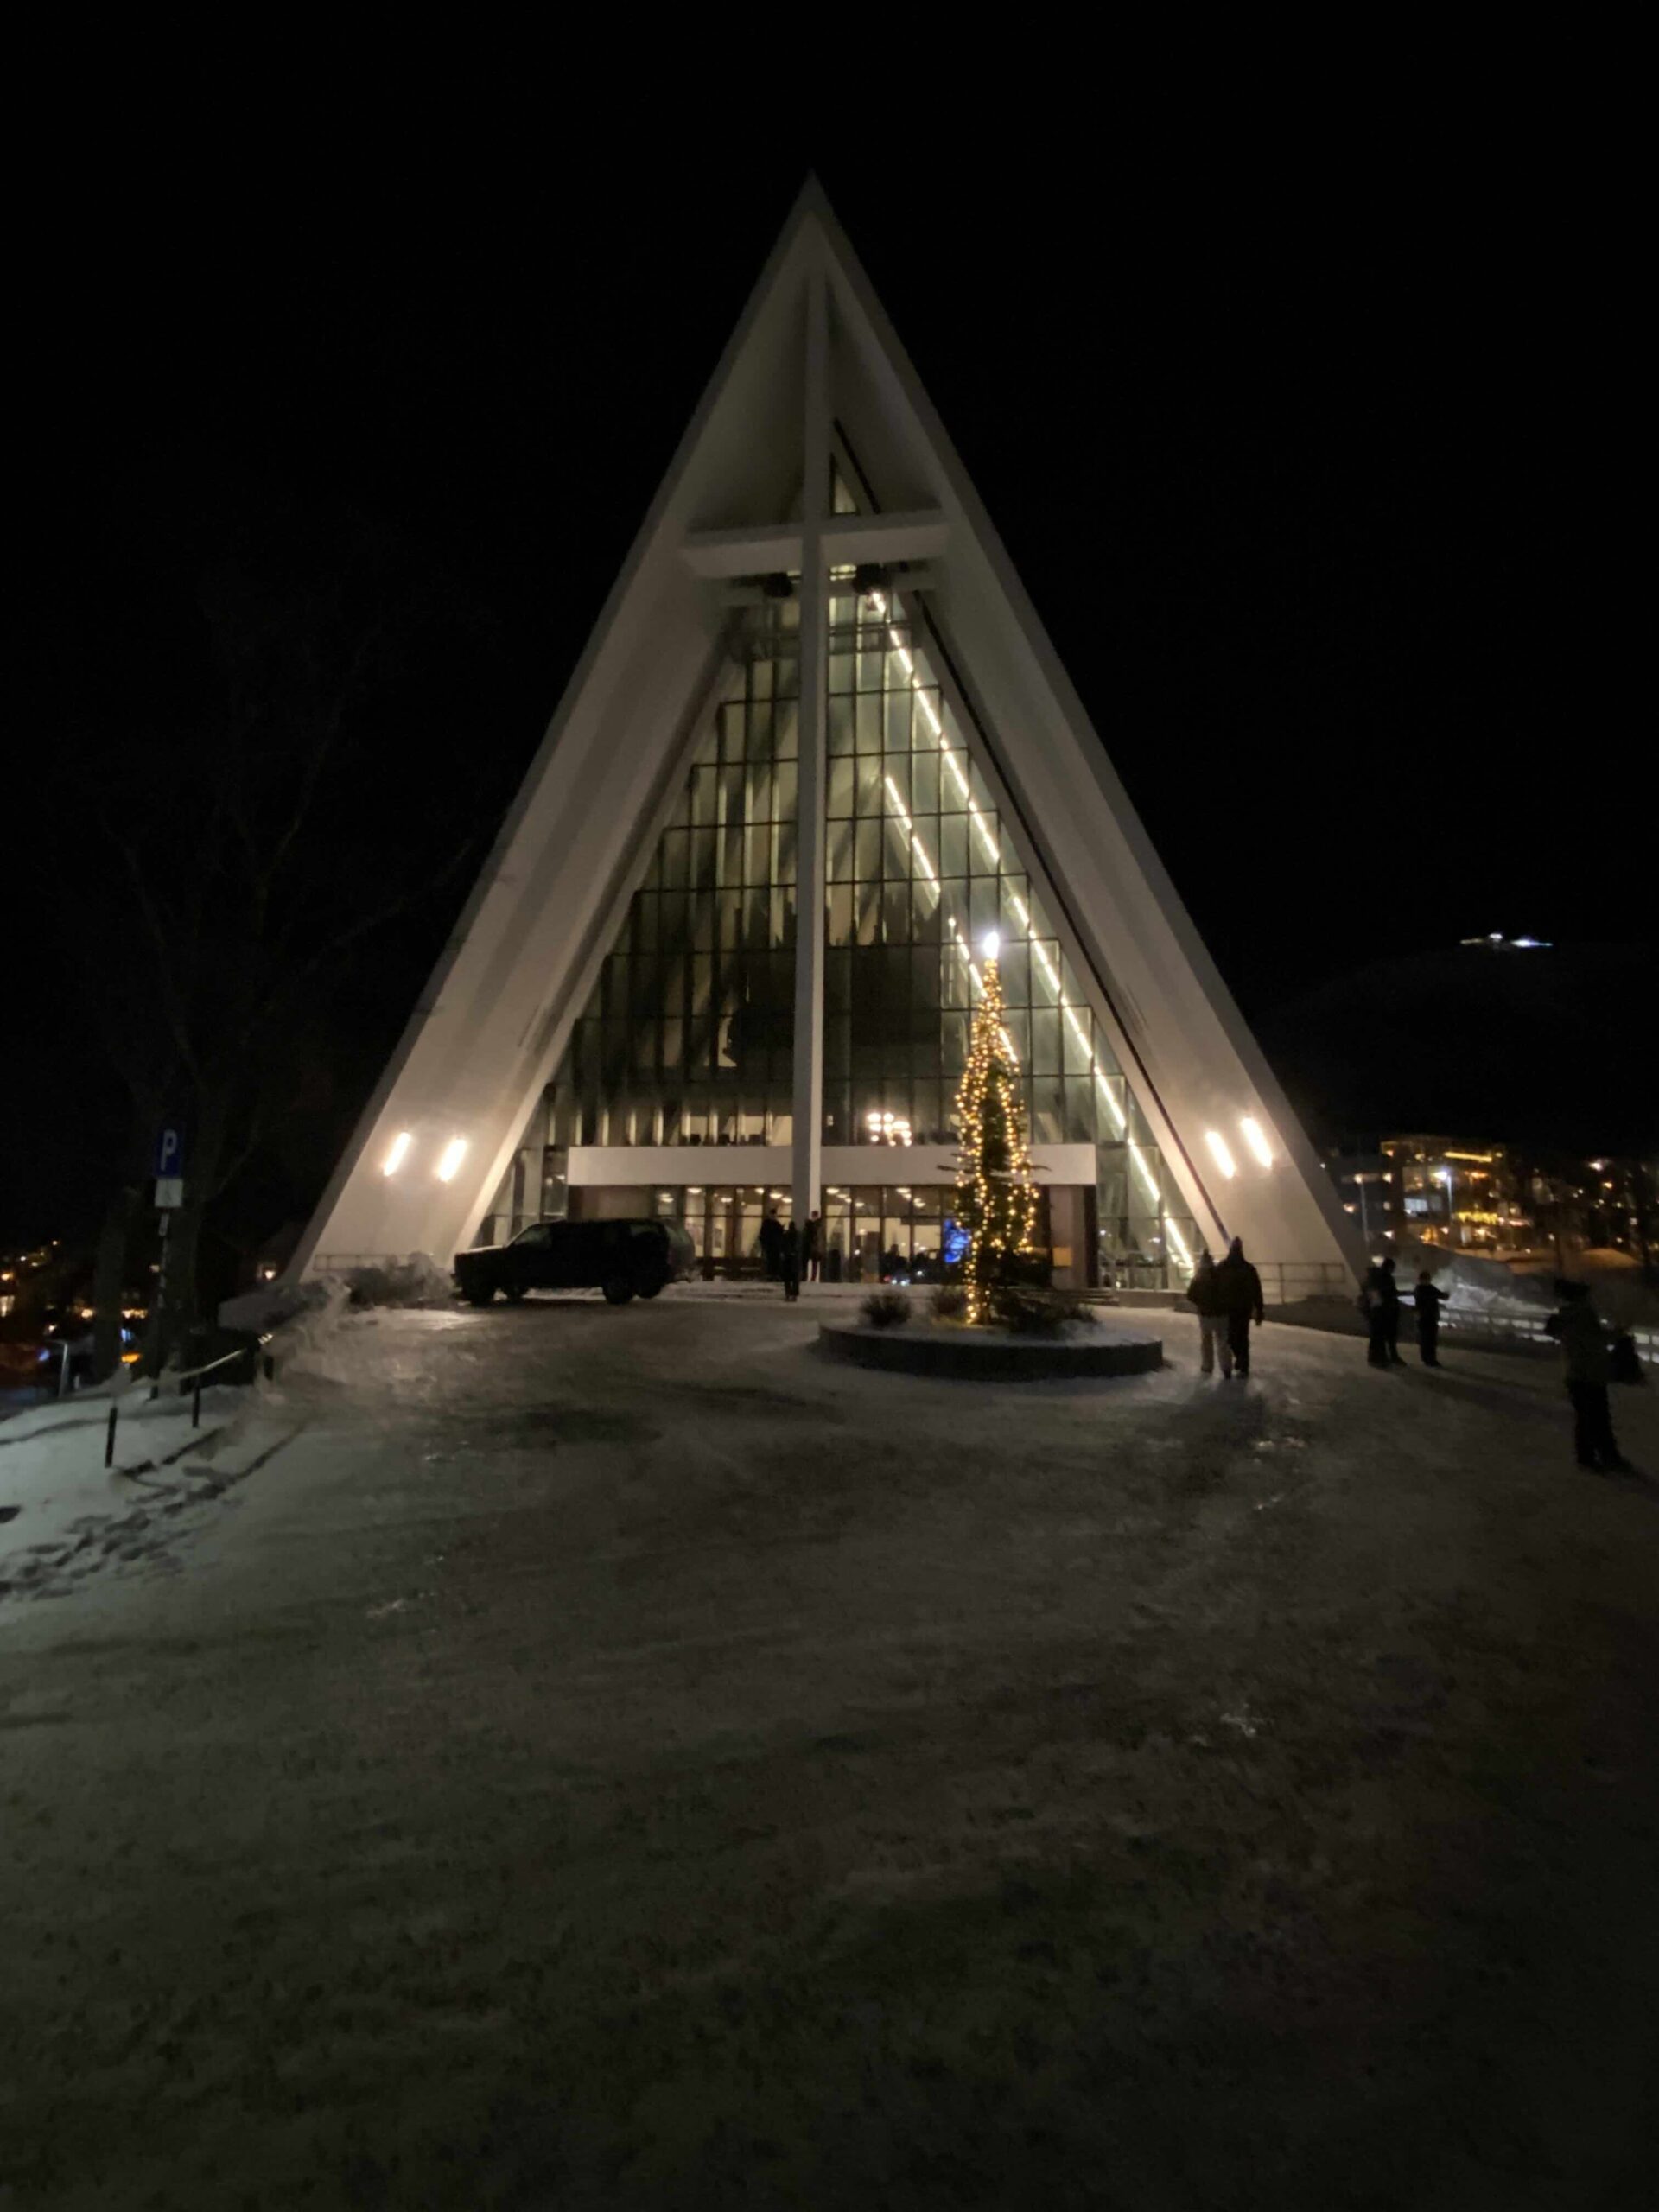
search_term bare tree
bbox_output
[48,514,495,1373]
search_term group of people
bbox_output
[757,1207,825,1302]
[1358,1256,1446,1369]
[1188,1239,1640,1475]
[1183,1238,1266,1377]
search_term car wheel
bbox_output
[465,1287,495,1307]
[601,1278,634,1306]
[504,1284,526,1304]
[636,1277,664,1300]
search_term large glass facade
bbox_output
[481,500,1198,1282]
[549,595,801,1152]
[823,572,1193,1275]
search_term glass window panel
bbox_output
[885,690,911,751]
[912,752,939,815]
[1062,1009,1094,1073]
[855,694,882,752]
[882,817,912,880]
[939,816,968,876]
[746,704,772,760]
[1031,943,1061,1006]
[774,699,798,759]
[999,939,1030,1007]
[830,649,854,695]
[828,757,854,817]
[912,877,943,944]
[828,694,854,751]
[772,819,796,886]
[856,877,881,945]
[855,756,883,817]
[855,819,882,881]
[883,880,911,944]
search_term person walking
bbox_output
[1414,1268,1448,1366]
[1360,1259,1398,1369]
[758,1206,784,1281]
[1545,1280,1629,1472]
[804,1211,825,1283]
[1211,1236,1265,1378]
[1185,1252,1230,1377]
[780,1219,802,1303]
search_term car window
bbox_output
[512,1224,552,1249]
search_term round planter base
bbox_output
[817,1317,1164,1380]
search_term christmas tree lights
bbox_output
[953,935,1039,1321]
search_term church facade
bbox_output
[291,188,1357,1297]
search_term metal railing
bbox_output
[105,1336,276,1469]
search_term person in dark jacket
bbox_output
[780,1220,802,1303]
[1414,1269,1448,1367]
[1185,1252,1229,1376]
[1361,1259,1401,1368]
[1545,1280,1628,1471]
[1211,1237,1265,1377]
[804,1211,825,1282]
[758,1207,784,1281]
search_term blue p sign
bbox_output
[155,1127,187,1179]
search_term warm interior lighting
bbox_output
[868,586,1194,1274]
[1205,1131,1237,1180]
[1239,1116,1273,1169]
[436,1138,467,1183]
[980,931,1000,960]
[382,1131,412,1177]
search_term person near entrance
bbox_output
[1185,1251,1230,1376]
[1211,1236,1265,1378]
[758,1206,784,1281]
[804,1211,825,1282]
[780,1220,802,1303]
[1414,1268,1448,1366]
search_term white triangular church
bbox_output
[292,183,1359,1298]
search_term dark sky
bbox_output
[9,137,1648,1245]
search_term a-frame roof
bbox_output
[290,181,1359,1284]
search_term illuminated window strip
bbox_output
[872,592,1195,1275]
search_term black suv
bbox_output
[454,1218,696,1307]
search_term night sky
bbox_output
[10,143,1649,1249]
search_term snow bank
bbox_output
[0,1383,255,1591]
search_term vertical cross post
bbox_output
[791,261,829,1239]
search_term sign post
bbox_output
[146,1128,187,1395]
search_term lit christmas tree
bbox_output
[953,934,1039,1319]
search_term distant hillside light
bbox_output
[436,1138,468,1183]
[382,1131,412,1177]
[1239,1116,1274,1169]
[1205,1131,1238,1180]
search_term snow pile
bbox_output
[340,1252,454,1309]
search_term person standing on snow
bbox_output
[758,1206,785,1281]
[1414,1268,1449,1367]
[804,1211,825,1283]
[1545,1280,1629,1472]
[1185,1252,1230,1376]
[1211,1237,1265,1378]
[779,1219,803,1303]
[1361,1258,1401,1368]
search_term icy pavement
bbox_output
[2,1291,1656,2208]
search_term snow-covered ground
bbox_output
[3,1287,1656,2207]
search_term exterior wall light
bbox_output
[382,1132,412,1177]
[436,1138,468,1183]
[1238,1117,1274,1169]
[1205,1131,1237,1179]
